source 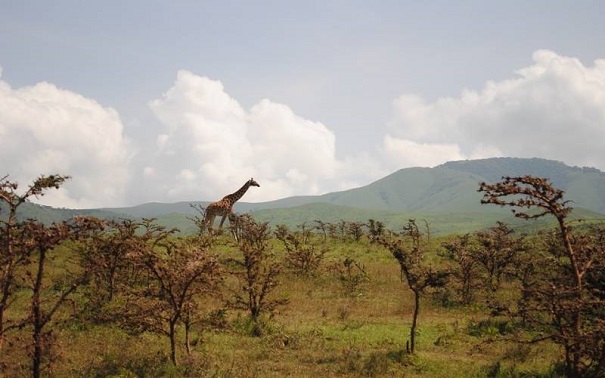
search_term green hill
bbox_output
[9,157,605,234]
[303,157,605,214]
[113,157,605,233]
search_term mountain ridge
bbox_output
[101,157,605,216]
[9,157,605,234]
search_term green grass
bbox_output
[1,235,562,377]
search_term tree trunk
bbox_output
[185,324,191,355]
[32,249,46,378]
[0,224,15,352]
[558,218,584,376]
[169,320,178,366]
[0,302,5,350]
[409,289,420,354]
[32,323,43,378]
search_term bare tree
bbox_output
[479,176,605,376]
[441,234,481,305]
[23,218,103,378]
[313,219,330,241]
[228,216,287,336]
[276,225,326,276]
[84,218,222,366]
[379,219,449,353]
[128,236,222,366]
[0,173,107,377]
[367,219,385,243]
[0,175,70,351]
[347,221,365,242]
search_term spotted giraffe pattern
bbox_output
[203,178,260,233]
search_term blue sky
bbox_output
[1,1,604,208]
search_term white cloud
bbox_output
[385,50,605,170]
[147,70,343,203]
[0,72,130,208]
[3,49,605,209]
[382,136,465,168]
[147,51,605,206]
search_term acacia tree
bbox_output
[1,175,103,377]
[313,219,330,241]
[367,219,385,243]
[479,175,605,376]
[347,221,366,242]
[331,257,369,300]
[336,219,349,241]
[128,235,222,366]
[0,175,70,351]
[442,223,525,310]
[441,234,482,305]
[275,224,326,276]
[228,215,287,336]
[23,218,103,378]
[473,222,525,294]
[83,218,221,366]
[379,219,448,353]
[79,218,146,318]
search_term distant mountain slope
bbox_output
[258,157,605,214]
[2,202,125,225]
[315,166,484,212]
[439,158,605,213]
[10,157,605,234]
[441,157,605,190]
[99,157,605,218]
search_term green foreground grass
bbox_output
[1,236,561,377]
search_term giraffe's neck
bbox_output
[225,181,252,204]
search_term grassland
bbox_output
[0,233,562,377]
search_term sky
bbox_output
[1,1,604,209]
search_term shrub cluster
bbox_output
[1,174,604,376]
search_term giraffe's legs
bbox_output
[204,214,216,234]
[218,214,229,229]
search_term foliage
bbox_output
[441,222,526,311]
[367,218,386,242]
[378,219,449,353]
[129,235,221,365]
[3,170,605,376]
[0,175,104,377]
[1,175,70,349]
[480,175,605,376]
[329,257,369,299]
[81,218,222,366]
[275,224,326,276]
[441,234,482,305]
[227,215,287,335]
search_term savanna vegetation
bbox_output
[1,174,604,377]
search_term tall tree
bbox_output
[480,176,605,376]
[23,217,101,378]
[441,234,482,305]
[83,219,221,366]
[0,175,69,350]
[1,174,103,377]
[128,235,221,366]
[379,219,448,353]
[228,215,287,336]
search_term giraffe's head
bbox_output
[248,178,260,187]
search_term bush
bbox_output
[467,319,516,337]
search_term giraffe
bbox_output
[203,178,260,234]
